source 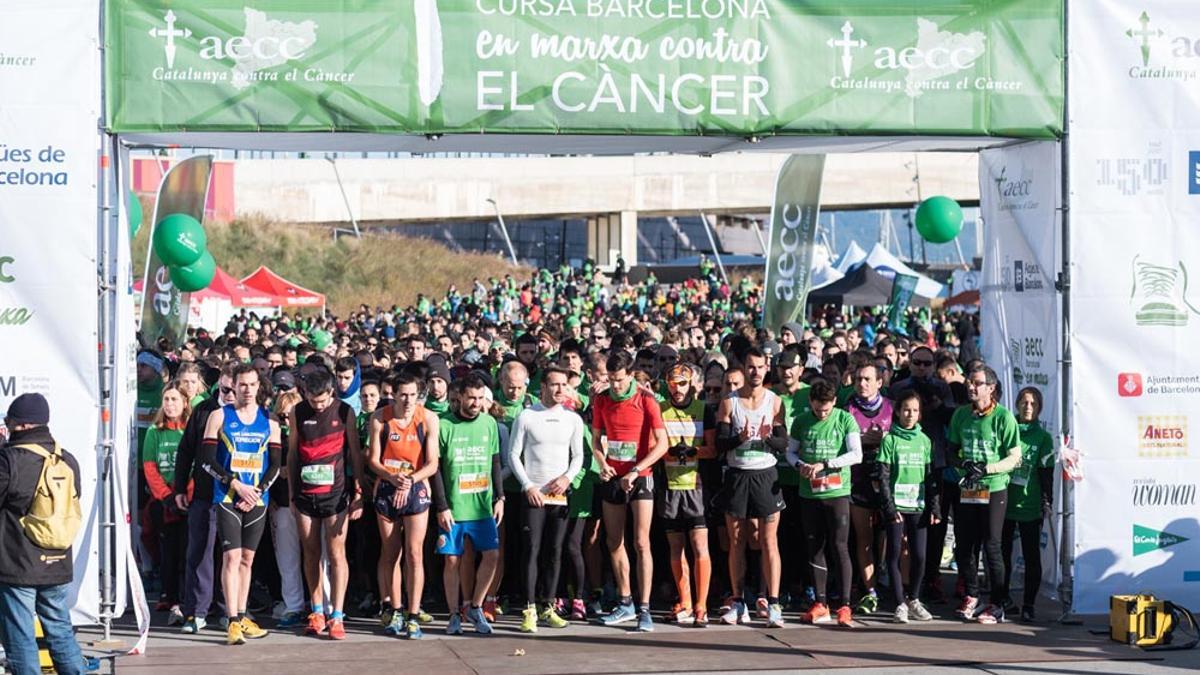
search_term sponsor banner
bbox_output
[979,142,1061,437]
[886,273,918,334]
[762,154,824,332]
[105,0,1063,138]
[979,141,1061,600]
[0,0,102,623]
[138,156,213,347]
[1070,0,1200,612]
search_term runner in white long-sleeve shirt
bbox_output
[507,366,585,632]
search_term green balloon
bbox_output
[168,251,216,292]
[153,213,207,267]
[128,191,143,239]
[915,196,964,244]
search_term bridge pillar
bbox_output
[586,210,639,268]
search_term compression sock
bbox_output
[670,556,693,609]
[311,603,325,615]
[330,610,345,621]
[694,557,712,611]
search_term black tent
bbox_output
[807,265,933,307]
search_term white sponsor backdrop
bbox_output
[0,1,102,622]
[979,141,1063,600]
[1070,0,1200,612]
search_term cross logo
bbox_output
[827,21,867,78]
[1126,11,1164,67]
[995,166,1008,195]
[148,10,192,69]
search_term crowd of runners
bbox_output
[134,262,1055,646]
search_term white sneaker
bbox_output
[721,600,749,625]
[893,603,909,624]
[907,599,934,622]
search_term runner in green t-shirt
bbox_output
[946,365,1022,625]
[431,374,503,636]
[875,391,939,624]
[142,382,189,617]
[772,348,811,606]
[786,379,862,628]
[1001,386,1055,623]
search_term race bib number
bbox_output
[384,458,415,476]
[606,440,637,462]
[894,483,921,510]
[541,491,568,506]
[961,488,991,504]
[301,464,336,486]
[810,471,843,494]
[459,472,490,494]
[230,451,263,474]
[736,441,768,458]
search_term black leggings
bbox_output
[954,489,1008,604]
[148,501,187,603]
[1002,518,1043,608]
[800,496,851,607]
[565,517,588,599]
[886,513,927,606]
[521,501,570,606]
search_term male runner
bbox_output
[200,363,282,645]
[715,348,788,628]
[658,364,715,626]
[368,372,439,639]
[844,363,893,615]
[507,366,584,632]
[288,368,363,640]
[432,374,504,635]
[593,351,669,632]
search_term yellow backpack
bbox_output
[15,444,81,550]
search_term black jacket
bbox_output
[0,426,82,586]
[175,396,220,502]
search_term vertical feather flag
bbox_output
[415,0,444,108]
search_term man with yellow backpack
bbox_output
[0,393,84,675]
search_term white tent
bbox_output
[835,241,869,274]
[862,243,945,298]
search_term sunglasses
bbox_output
[912,359,934,367]
[219,386,235,396]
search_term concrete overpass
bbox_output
[231,152,979,265]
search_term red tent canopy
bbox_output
[135,266,283,307]
[240,266,326,308]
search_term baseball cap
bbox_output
[271,370,296,391]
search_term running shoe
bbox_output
[801,602,832,624]
[305,611,327,636]
[181,616,206,634]
[446,613,463,635]
[836,605,854,628]
[668,603,694,625]
[855,592,879,615]
[540,606,569,629]
[379,606,394,628]
[693,608,709,627]
[975,604,1005,625]
[907,599,934,622]
[601,602,637,626]
[466,606,493,634]
[767,603,784,628]
[240,616,269,639]
[226,620,245,646]
[1020,605,1036,623]
[587,596,605,618]
[894,603,910,624]
[167,605,185,626]
[405,619,423,640]
[636,608,654,632]
[327,618,346,640]
[720,599,749,625]
[755,597,770,619]
[570,598,587,621]
[482,597,499,623]
[416,608,434,624]
[384,611,406,636]
[956,596,979,621]
[520,606,539,634]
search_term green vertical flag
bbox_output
[886,273,919,335]
[138,155,213,347]
[762,155,825,333]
